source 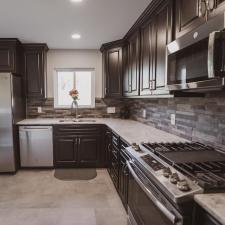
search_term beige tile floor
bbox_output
[0,169,127,225]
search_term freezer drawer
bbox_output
[19,126,53,167]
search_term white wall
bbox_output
[47,49,103,98]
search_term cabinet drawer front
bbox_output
[54,125,102,136]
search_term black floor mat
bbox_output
[54,168,97,181]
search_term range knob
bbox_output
[163,167,172,178]
[170,173,180,184]
[177,180,191,192]
[132,143,141,152]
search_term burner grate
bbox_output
[143,142,214,153]
[175,161,225,189]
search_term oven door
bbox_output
[127,161,183,225]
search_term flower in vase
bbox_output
[69,89,79,101]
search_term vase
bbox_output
[71,100,79,119]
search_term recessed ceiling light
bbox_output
[72,33,81,39]
[71,0,83,2]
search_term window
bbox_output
[54,69,95,108]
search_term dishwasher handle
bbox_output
[19,126,52,132]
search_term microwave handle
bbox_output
[127,161,178,224]
[208,31,217,79]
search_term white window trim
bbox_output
[54,68,95,109]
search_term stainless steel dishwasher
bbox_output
[19,126,53,167]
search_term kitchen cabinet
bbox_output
[101,41,123,98]
[175,0,206,38]
[140,0,172,96]
[79,135,101,167]
[23,44,48,99]
[123,31,140,97]
[54,137,78,167]
[176,0,225,39]
[118,140,130,210]
[0,39,23,74]
[53,125,104,168]
[152,0,173,94]
[140,19,155,96]
[193,204,222,225]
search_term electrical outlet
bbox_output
[37,107,42,114]
[142,109,147,119]
[171,114,176,125]
[107,107,116,114]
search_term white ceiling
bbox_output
[0,0,152,49]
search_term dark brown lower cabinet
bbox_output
[193,204,222,225]
[118,140,130,210]
[105,128,112,169]
[54,137,78,167]
[78,135,101,167]
[53,125,103,168]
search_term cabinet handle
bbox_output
[199,0,207,18]
[206,0,215,11]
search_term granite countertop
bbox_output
[194,194,225,224]
[17,118,187,144]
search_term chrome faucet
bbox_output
[71,101,79,120]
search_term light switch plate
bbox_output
[142,109,147,119]
[107,107,116,114]
[171,114,176,125]
[37,107,42,114]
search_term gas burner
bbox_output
[141,142,225,191]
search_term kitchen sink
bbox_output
[58,119,96,123]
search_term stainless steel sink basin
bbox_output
[58,119,96,123]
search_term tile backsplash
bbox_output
[124,92,225,150]
[26,98,124,119]
[27,92,225,150]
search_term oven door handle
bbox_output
[208,31,217,79]
[127,161,177,224]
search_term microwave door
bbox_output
[208,31,225,79]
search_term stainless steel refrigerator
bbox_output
[0,73,25,173]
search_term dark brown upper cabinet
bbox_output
[140,0,172,96]
[123,31,140,97]
[23,44,48,99]
[140,19,155,96]
[175,0,206,38]
[153,0,173,94]
[176,0,225,39]
[0,39,23,74]
[101,41,123,98]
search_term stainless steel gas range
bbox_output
[125,142,225,225]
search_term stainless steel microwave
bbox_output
[167,13,225,92]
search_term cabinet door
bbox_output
[54,137,78,167]
[140,20,155,96]
[24,44,48,99]
[175,0,206,38]
[0,46,15,72]
[128,32,140,96]
[105,48,122,98]
[194,205,221,225]
[123,44,131,96]
[78,135,101,167]
[152,0,173,93]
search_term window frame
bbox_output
[54,68,95,109]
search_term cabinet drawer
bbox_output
[54,125,103,136]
